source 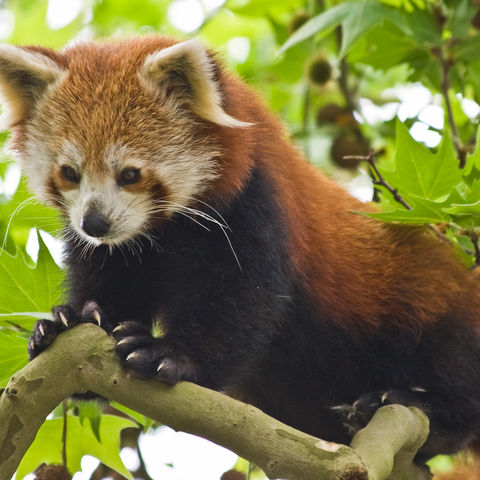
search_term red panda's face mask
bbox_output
[36,131,222,248]
[0,39,248,247]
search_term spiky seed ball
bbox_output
[221,469,247,480]
[287,11,313,34]
[316,103,345,125]
[472,9,480,29]
[330,133,370,169]
[306,55,332,86]
[34,464,72,480]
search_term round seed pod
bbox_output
[306,55,332,86]
[287,11,313,34]
[316,103,345,125]
[34,464,72,480]
[330,133,370,169]
[472,9,480,29]
[221,470,247,480]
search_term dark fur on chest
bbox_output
[65,167,293,327]
[62,166,480,457]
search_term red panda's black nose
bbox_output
[81,210,111,238]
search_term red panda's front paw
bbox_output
[113,321,198,385]
[28,305,79,360]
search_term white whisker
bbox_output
[1,196,37,256]
[151,198,242,271]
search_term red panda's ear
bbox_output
[139,40,251,128]
[0,45,65,128]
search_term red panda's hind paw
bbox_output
[332,391,383,436]
[113,321,198,385]
[28,305,79,360]
[333,388,431,437]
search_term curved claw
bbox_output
[59,311,69,327]
[92,310,101,326]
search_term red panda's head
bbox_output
[0,36,252,247]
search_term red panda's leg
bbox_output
[333,389,431,436]
[335,388,478,460]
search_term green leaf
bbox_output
[427,455,457,476]
[8,0,83,47]
[402,6,440,45]
[446,0,476,38]
[466,62,480,93]
[0,330,28,387]
[201,11,271,48]
[348,24,417,69]
[362,196,450,224]
[0,312,51,320]
[0,232,63,317]
[92,0,170,35]
[390,120,461,200]
[443,201,480,215]
[340,1,411,57]
[452,36,480,63]
[278,2,350,54]
[16,414,138,480]
[227,0,303,17]
[463,127,480,177]
[77,402,104,443]
[442,183,480,229]
[111,402,155,431]
[279,0,411,57]
[0,178,62,244]
[0,312,49,336]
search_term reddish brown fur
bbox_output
[10,35,480,467]
[11,36,480,333]
[207,70,480,332]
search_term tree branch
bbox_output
[0,324,430,480]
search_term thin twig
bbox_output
[468,232,480,267]
[303,85,312,160]
[344,152,456,246]
[344,151,412,210]
[62,400,68,467]
[430,0,467,168]
[435,47,467,168]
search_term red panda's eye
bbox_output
[61,165,80,183]
[119,168,141,185]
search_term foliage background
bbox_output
[1,0,480,478]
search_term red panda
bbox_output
[1,35,480,466]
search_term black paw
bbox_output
[28,305,79,360]
[28,301,108,360]
[332,387,430,436]
[332,392,384,436]
[113,321,198,385]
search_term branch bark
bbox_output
[0,324,430,480]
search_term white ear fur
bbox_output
[0,44,64,128]
[140,40,251,128]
